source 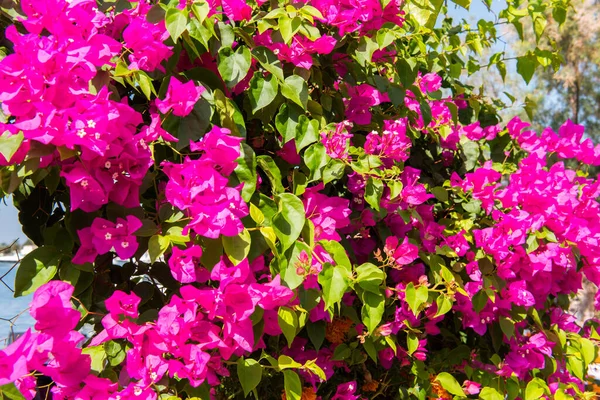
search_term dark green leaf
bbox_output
[516,54,537,85]
[257,155,284,194]
[365,178,384,211]
[249,73,279,112]
[14,246,60,297]
[235,143,257,202]
[252,47,284,81]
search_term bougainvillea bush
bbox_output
[1,0,600,398]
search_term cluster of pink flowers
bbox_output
[1,256,294,399]
[162,126,248,239]
[308,0,405,35]
[364,119,411,164]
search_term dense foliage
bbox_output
[0,0,599,399]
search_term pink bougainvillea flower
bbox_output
[418,72,442,93]
[156,76,204,117]
[89,215,143,259]
[61,164,109,212]
[168,245,208,283]
[365,119,411,163]
[384,236,419,266]
[344,84,389,125]
[123,17,173,72]
[29,281,80,337]
[303,184,351,241]
[463,380,481,395]
[321,120,353,160]
[190,126,243,175]
[105,290,142,319]
[277,140,301,165]
[332,381,360,400]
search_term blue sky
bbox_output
[0,197,26,245]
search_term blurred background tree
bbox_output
[528,0,600,136]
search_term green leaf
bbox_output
[167,98,212,151]
[252,47,284,81]
[278,354,303,369]
[237,357,263,397]
[406,332,419,355]
[165,7,188,42]
[524,378,546,400]
[0,383,26,400]
[430,186,448,202]
[217,46,252,88]
[281,76,309,109]
[450,0,471,9]
[364,177,384,211]
[307,320,326,350]
[361,290,385,333]
[516,54,537,85]
[435,372,466,397]
[533,15,547,43]
[434,295,452,317]
[235,143,257,202]
[319,240,352,272]
[249,73,279,112]
[323,159,345,184]
[136,71,154,100]
[104,341,127,366]
[496,61,507,82]
[256,155,284,194]
[355,36,378,66]
[356,263,385,293]
[404,283,428,316]
[553,6,567,25]
[275,103,302,143]
[14,246,60,297]
[304,143,327,182]
[318,263,351,310]
[499,316,515,339]
[149,235,170,263]
[396,58,418,88]
[0,131,24,163]
[405,0,443,29]
[283,370,302,400]
[272,193,306,251]
[295,116,319,150]
[363,336,378,363]
[479,387,504,400]
[279,15,302,44]
[222,228,251,265]
[82,345,107,374]
[191,1,209,23]
[580,337,596,366]
[461,140,480,171]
